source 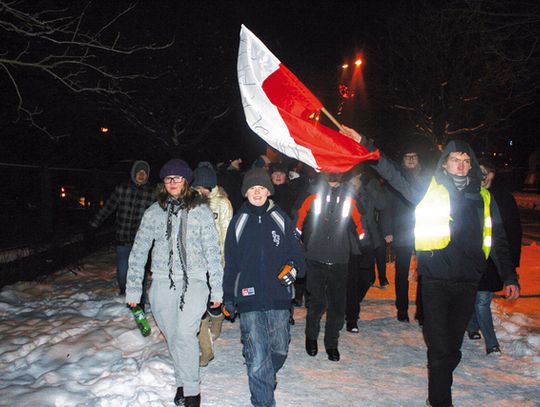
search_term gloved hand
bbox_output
[222,302,237,322]
[278,263,297,287]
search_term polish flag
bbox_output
[237,25,379,173]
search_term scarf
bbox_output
[448,173,470,191]
[165,196,189,310]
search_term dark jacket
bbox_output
[223,200,305,313]
[478,185,522,291]
[90,180,155,244]
[381,165,422,248]
[295,181,364,264]
[374,140,518,285]
[357,176,387,250]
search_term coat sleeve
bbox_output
[373,155,429,206]
[223,216,240,303]
[198,205,224,303]
[90,186,120,228]
[283,214,307,278]
[125,206,156,304]
[489,197,519,287]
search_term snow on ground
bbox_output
[0,246,539,407]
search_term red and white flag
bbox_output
[237,25,379,173]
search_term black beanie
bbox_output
[192,162,217,190]
[241,168,274,196]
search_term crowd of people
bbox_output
[89,129,521,407]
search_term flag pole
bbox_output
[321,107,343,132]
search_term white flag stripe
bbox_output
[238,25,319,170]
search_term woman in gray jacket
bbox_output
[126,158,223,407]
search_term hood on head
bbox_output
[131,160,150,184]
[435,140,483,182]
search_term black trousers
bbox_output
[422,277,478,407]
[305,260,348,349]
[393,245,414,315]
[345,249,375,325]
[374,244,388,284]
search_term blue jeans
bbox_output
[116,244,132,293]
[240,310,290,407]
[467,291,498,350]
[117,244,148,305]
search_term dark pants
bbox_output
[422,277,478,407]
[345,250,375,325]
[305,260,348,349]
[393,245,414,316]
[416,275,424,321]
[374,244,388,285]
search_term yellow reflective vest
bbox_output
[414,177,492,258]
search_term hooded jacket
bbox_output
[374,141,518,285]
[295,181,364,264]
[90,161,155,244]
[223,200,305,313]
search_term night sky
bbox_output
[1,0,538,172]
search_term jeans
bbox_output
[393,245,414,315]
[467,291,499,350]
[305,260,348,349]
[346,250,375,325]
[422,277,478,407]
[117,244,148,305]
[240,310,290,407]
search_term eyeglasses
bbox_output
[163,176,185,184]
[403,154,418,160]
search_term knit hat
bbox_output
[251,155,271,169]
[192,161,217,190]
[159,159,193,183]
[269,162,288,175]
[241,167,274,196]
[131,160,150,183]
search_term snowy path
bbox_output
[0,247,539,406]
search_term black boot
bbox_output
[174,387,185,406]
[326,348,340,362]
[185,394,201,407]
[305,339,318,356]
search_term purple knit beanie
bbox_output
[159,159,193,183]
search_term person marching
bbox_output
[126,159,223,407]
[222,168,305,407]
[340,125,519,407]
[191,161,233,367]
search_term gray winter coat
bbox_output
[126,199,223,305]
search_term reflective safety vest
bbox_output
[414,177,492,258]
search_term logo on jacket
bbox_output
[272,230,280,246]
[242,287,255,296]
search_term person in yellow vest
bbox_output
[340,125,520,407]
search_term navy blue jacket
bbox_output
[223,200,306,313]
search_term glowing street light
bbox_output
[354,58,363,67]
[341,63,349,69]
[100,127,109,134]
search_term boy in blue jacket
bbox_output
[223,168,305,407]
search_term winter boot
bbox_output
[185,394,201,407]
[198,317,214,367]
[209,313,225,341]
[174,387,184,406]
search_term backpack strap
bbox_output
[235,210,286,243]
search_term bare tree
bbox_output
[0,0,171,140]
[367,0,539,146]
